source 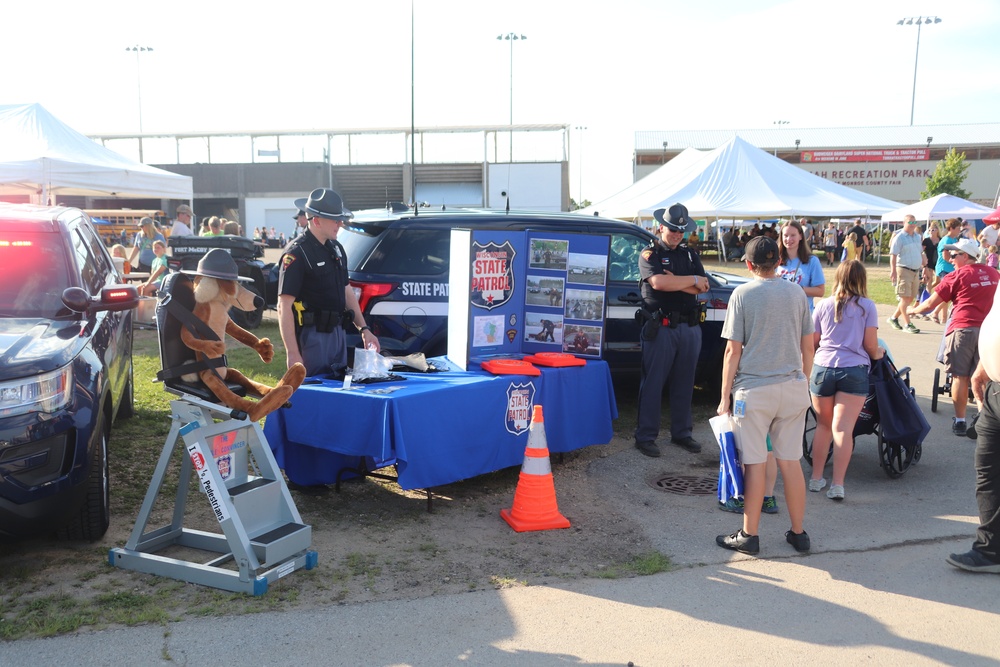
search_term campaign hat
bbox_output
[181,248,253,282]
[653,203,695,232]
[299,188,353,221]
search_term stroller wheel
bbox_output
[878,426,916,478]
[931,368,940,413]
[801,406,833,468]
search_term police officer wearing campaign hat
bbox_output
[635,203,710,457]
[277,188,379,376]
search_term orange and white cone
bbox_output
[500,405,571,532]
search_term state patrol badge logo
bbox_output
[505,382,536,435]
[281,254,296,269]
[471,240,516,311]
[640,249,652,261]
[506,328,517,343]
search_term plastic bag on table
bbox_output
[353,347,394,381]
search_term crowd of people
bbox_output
[638,200,1000,575]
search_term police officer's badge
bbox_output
[641,249,653,261]
[282,254,296,268]
[470,240,516,311]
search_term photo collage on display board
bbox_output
[447,229,609,368]
[524,235,608,358]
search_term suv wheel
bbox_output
[57,422,111,541]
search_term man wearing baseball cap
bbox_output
[278,188,379,376]
[170,204,195,237]
[910,238,1000,435]
[716,236,814,555]
[634,203,710,458]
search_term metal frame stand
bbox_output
[110,396,317,595]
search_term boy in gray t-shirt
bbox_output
[716,236,815,556]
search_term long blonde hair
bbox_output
[833,260,868,322]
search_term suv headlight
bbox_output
[0,365,73,418]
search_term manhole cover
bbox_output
[647,475,717,496]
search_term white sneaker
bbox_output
[827,485,845,501]
[808,478,827,492]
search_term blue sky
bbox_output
[4,0,998,202]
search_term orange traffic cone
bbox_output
[500,405,571,532]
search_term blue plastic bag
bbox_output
[710,415,743,503]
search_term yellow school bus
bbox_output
[85,209,169,244]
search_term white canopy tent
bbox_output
[579,147,706,220]
[0,103,192,203]
[880,193,996,222]
[634,136,904,219]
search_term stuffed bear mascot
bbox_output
[180,249,305,421]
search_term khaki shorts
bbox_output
[895,266,921,299]
[945,327,980,377]
[731,378,811,465]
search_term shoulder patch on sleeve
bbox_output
[282,254,297,269]
[640,249,653,261]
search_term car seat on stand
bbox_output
[109,272,317,595]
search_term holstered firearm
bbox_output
[635,308,663,341]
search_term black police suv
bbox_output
[330,206,747,386]
[0,204,139,540]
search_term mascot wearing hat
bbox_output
[181,248,306,421]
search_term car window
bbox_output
[79,222,114,285]
[337,227,388,272]
[70,226,104,294]
[608,232,647,283]
[358,229,450,276]
[0,231,71,318]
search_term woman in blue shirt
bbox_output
[777,220,826,312]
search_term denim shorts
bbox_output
[810,364,869,397]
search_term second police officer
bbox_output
[277,188,379,377]
[635,203,710,457]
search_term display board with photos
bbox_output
[447,228,609,369]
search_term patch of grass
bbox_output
[489,575,526,589]
[591,551,672,579]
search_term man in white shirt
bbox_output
[978,218,1000,249]
[170,204,195,237]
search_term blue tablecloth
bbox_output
[263,359,617,490]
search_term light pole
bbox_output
[575,125,587,206]
[897,16,942,126]
[497,32,526,163]
[126,45,153,134]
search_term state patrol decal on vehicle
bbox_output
[505,382,536,435]
[471,240,515,311]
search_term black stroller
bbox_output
[803,354,930,479]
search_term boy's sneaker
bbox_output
[785,530,811,553]
[808,478,827,492]
[716,529,759,554]
[953,419,968,436]
[718,497,744,513]
[826,484,845,501]
[946,549,1000,573]
[887,317,902,330]
[761,496,779,514]
[905,323,920,334]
